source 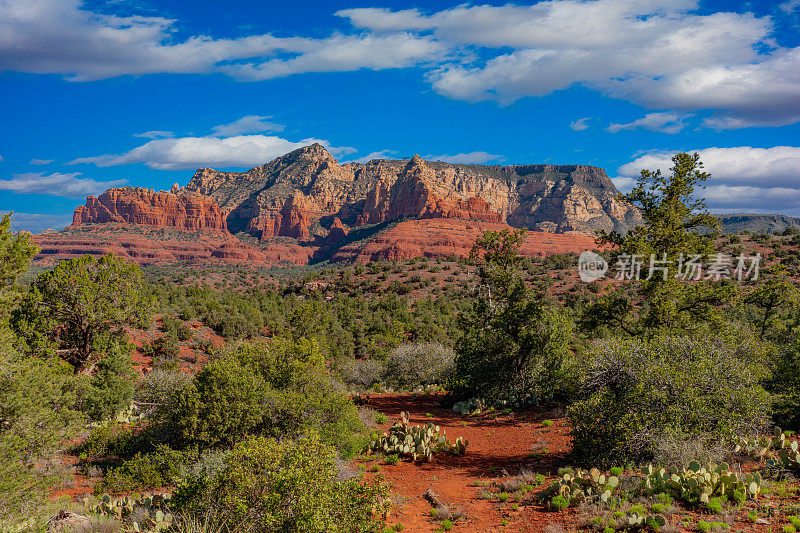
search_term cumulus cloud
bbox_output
[341,1,798,127]
[30,158,54,165]
[780,0,800,12]
[0,172,126,197]
[0,0,443,81]
[703,185,800,214]
[70,135,355,170]
[133,130,174,139]
[607,112,691,134]
[570,118,591,131]
[211,115,284,137]
[3,0,799,128]
[222,33,448,81]
[0,211,74,233]
[422,151,503,164]
[617,146,800,215]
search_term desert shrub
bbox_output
[142,335,180,360]
[134,369,190,408]
[0,328,82,523]
[383,343,455,390]
[453,230,576,401]
[171,432,388,532]
[163,338,365,455]
[771,333,800,430]
[75,422,134,460]
[569,331,771,467]
[98,444,186,493]
[338,359,385,390]
[73,341,135,421]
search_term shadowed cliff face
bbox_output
[182,144,641,240]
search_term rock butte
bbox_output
[34,144,640,266]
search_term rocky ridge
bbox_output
[181,144,641,240]
[36,144,641,267]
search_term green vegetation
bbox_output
[453,228,574,401]
[172,432,388,532]
[165,338,365,455]
[568,332,770,467]
[2,152,800,531]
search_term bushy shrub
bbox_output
[98,444,186,493]
[171,432,388,532]
[134,369,190,408]
[0,329,82,522]
[73,341,135,421]
[338,359,385,391]
[771,334,800,430]
[163,338,365,455]
[383,343,455,390]
[142,335,180,360]
[568,331,771,467]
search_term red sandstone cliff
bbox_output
[72,187,227,232]
[36,144,641,267]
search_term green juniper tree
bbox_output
[23,253,145,374]
[0,215,82,522]
[452,229,573,400]
[584,152,733,335]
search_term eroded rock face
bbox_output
[42,144,641,268]
[72,187,227,231]
[184,144,640,240]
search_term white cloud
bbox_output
[133,130,174,139]
[70,135,355,170]
[618,146,800,188]
[0,211,74,233]
[570,118,591,131]
[30,158,54,165]
[422,151,503,164]
[780,0,800,12]
[703,185,800,213]
[222,33,448,81]
[607,112,691,134]
[342,1,798,128]
[611,176,638,193]
[211,115,284,137]
[617,146,800,215]
[0,0,443,81]
[3,0,798,128]
[0,172,126,197]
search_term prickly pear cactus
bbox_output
[537,468,621,507]
[115,402,146,424]
[366,411,468,461]
[732,427,788,459]
[90,493,173,532]
[641,461,761,505]
[767,438,800,473]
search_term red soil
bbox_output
[364,394,573,532]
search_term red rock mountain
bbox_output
[183,144,640,238]
[72,187,226,231]
[35,144,641,266]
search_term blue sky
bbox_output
[1,0,799,232]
